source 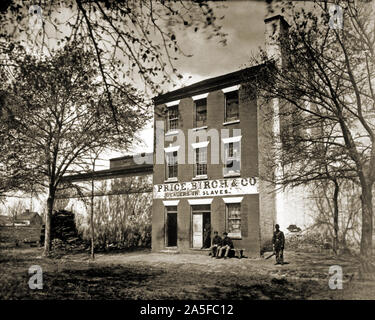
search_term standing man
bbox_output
[272,224,285,265]
[210,231,222,257]
[216,232,234,259]
[202,222,212,249]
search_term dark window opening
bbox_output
[195,147,207,176]
[194,98,207,128]
[225,91,239,122]
[166,151,178,179]
[224,141,240,175]
[167,105,178,131]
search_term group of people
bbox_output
[206,224,285,264]
[209,231,234,259]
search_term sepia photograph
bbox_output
[0,0,374,309]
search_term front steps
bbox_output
[160,247,180,254]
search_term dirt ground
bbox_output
[0,246,374,300]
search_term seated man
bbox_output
[210,231,222,257]
[216,232,234,259]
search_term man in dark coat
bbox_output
[216,232,234,259]
[272,224,285,265]
[210,231,222,257]
[202,222,212,249]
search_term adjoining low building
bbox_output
[57,154,153,247]
[0,215,12,227]
[0,210,43,245]
[14,210,43,226]
[0,210,43,227]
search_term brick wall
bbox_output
[153,83,264,257]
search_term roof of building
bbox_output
[16,211,41,221]
[62,163,153,182]
[0,215,11,225]
[153,64,265,105]
[110,152,153,169]
[61,152,153,182]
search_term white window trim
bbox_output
[222,136,242,144]
[191,141,209,149]
[222,85,240,93]
[223,172,241,178]
[223,197,243,204]
[192,126,208,132]
[223,120,240,126]
[188,198,213,205]
[164,145,180,153]
[163,200,180,206]
[165,100,180,107]
[192,174,208,181]
[192,93,209,101]
[165,130,179,136]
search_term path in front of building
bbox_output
[83,249,375,299]
[1,247,374,299]
[91,250,358,281]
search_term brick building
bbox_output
[151,16,291,257]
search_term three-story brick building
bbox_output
[151,15,290,257]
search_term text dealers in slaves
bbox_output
[153,177,258,199]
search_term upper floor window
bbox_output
[223,140,241,176]
[195,147,207,177]
[166,150,178,179]
[225,91,239,122]
[167,105,178,131]
[194,98,207,128]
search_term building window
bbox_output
[166,151,178,179]
[167,105,178,131]
[225,91,239,122]
[226,203,241,238]
[223,141,240,176]
[194,98,207,128]
[195,147,207,177]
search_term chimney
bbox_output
[264,15,289,67]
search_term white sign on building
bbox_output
[153,177,258,199]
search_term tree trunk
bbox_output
[90,160,95,260]
[360,184,373,259]
[43,188,55,256]
[332,179,339,255]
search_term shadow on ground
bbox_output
[0,247,373,300]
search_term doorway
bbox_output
[166,206,177,247]
[191,205,211,249]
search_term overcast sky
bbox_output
[173,1,267,85]
[119,1,269,163]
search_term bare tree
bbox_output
[7,199,26,226]
[5,43,148,256]
[0,75,40,197]
[253,1,375,265]
[0,0,227,118]
[309,179,361,254]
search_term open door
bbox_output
[191,205,211,249]
[192,213,203,248]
